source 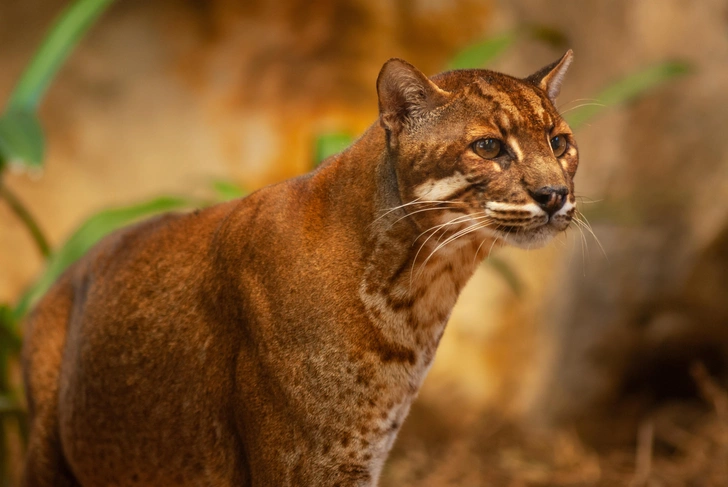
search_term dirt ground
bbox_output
[383,363,728,486]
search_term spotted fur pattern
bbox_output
[21,52,578,486]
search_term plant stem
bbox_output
[0,180,50,258]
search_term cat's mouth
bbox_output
[491,222,564,249]
[482,200,575,249]
[422,201,574,250]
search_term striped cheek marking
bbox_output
[484,201,543,216]
[413,172,470,201]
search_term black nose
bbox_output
[529,185,568,216]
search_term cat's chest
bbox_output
[360,239,476,338]
[317,366,419,484]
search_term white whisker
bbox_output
[574,210,607,260]
[410,215,480,287]
[414,213,477,243]
[472,234,497,266]
[559,102,606,117]
[372,197,466,225]
[417,220,493,278]
[556,98,602,111]
[390,205,467,229]
[570,217,588,273]
[574,194,603,205]
[484,226,511,264]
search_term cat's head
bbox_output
[377,51,578,249]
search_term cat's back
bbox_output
[22,197,259,486]
[26,175,311,375]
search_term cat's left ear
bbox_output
[377,58,449,138]
[526,49,574,102]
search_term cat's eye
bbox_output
[472,138,502,159]
[550,135,568,157]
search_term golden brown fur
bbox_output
[22,52,578,486]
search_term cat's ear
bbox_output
[526,49,574,102]
[377,58,449,136]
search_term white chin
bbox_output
[499,226,559,249]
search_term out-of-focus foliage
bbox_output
[211,179,248,201]
[447,25,569,71]
[315,132,354,165]
[0,0,115,171]
[13,197,193,322]
[565,61,691,130]
[486,256,524,297]
[0,1,117,483]
[0,111,44,169]
[6,0,115,113]
[447,32,517,70]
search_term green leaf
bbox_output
[0,110,44,168]
[6,0,116,111]
[0,306,21,354]
[447,32,517,70]
[565,61,692,130]
[0,395,22,415]
[13,196,192,321]
[446,26,569,71]
[315,132,353,166]
[0,305,16,397]
[0,181,51,257]
[486,256,523,297]
[211,180,247,201]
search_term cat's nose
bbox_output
[529,185,568,216]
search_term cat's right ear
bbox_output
[377,58,449,138]
[525,49,574,103]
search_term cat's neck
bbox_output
[301,126,495,482]
[360,209,488,365]
[316,125,494,361]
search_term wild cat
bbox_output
[23,51,577,486]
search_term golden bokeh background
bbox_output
[2,0,728,484]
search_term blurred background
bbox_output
[2,0,728,485]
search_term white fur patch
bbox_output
[500,225,558,249]
[484,201,543,215]
[508,137,523,162]
[555,199,575,217]
[413,172,470,201]
[483,198,575,249]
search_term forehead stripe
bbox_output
[508,137,524,161]
[504,89,544,127]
